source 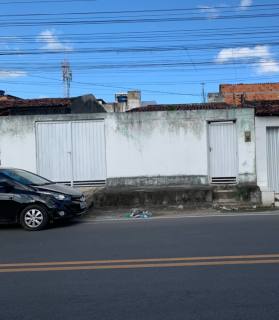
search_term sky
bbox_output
[0,0,279,104]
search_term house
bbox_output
[208,83,279,106]
[0,102,256,192]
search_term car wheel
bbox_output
[20,205,49,231]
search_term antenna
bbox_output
[201,83,206,103]
[61,60,72,98]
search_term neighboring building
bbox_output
[208,82,279,106]
[0,92,106,116]
[250,100,279,206]
[207,92,226,103]
[102,101,118,113]
[100,91,157,113]
[103,90,142,112]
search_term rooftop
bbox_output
[128,102,243,112]
[220,82,279,87]
[0,97,71,116]
[244,100,279,116]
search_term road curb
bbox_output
[80,211,279,223]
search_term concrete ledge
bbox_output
[92,185,213,208]
[212,184,261,204]
[84,184,262,209]
[107,175,209,187]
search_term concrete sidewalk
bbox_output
[83,205,279,222]
[79,185,272,222]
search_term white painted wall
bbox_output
[0,109,256,186]
[255,117,279,191]
[237,112,256,184]
[105,109,256,184]
[106,112,207,178]
[0,116,37,172]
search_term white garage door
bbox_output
[267,127,279,192]
[209,121,238,184]
[36,120,106,185]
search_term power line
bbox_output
[0,2,279,15]
[2,40,279,57]
[2,30,279,46]
[27,74,201,96]
[1,24,278,39]
[0,11,279,27]
[0,0,96,4]
[1,2,278,100]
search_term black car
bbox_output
[0,168,87,231]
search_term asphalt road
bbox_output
[1,214,279,320]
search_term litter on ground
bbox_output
[126,208,153,219]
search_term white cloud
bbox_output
[198,5,220,19]
[257,59,279,74]
[0,70,27,78]
[216,45,279,74]
[239,0,252,10]
[216,45,270,63]
[38,29,72,52]
[199,1,252,18]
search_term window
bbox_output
[1,169,51,186]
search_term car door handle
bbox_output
[8,196,14,200]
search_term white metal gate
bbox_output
[208,121,238,184]
[267,127,279,192]
[36,120,106,185]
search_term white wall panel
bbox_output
[105,110,255,184]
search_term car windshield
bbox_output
[1,169,52,186]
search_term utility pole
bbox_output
[201,82,206,103]
[61,60,72,98]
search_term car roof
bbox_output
[0,168,26,173]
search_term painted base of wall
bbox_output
[107,175,209,187]
[92,184,261,208]
[238,173,257,184]
[93,185,213,208]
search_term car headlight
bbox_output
[53,194,67,201]
[39,191,69,201]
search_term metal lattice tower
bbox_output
[61,60,72,98]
